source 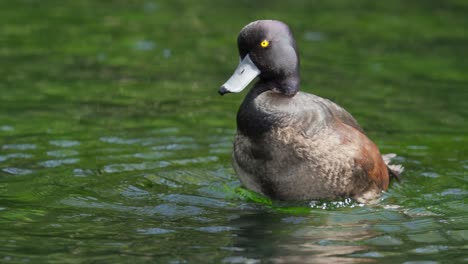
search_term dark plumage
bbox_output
[219,20,403,203]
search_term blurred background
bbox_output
[0,0,467,263]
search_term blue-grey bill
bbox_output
[219,54,260,94]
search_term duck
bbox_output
[218,20,403,204]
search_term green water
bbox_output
[1,0,467,263]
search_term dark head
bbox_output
[219,20,300,97]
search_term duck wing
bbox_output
[317,97,365,134]
[315,95,405,182]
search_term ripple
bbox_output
[152,143,200,151]
[61,196,131,212]
[144,174,182,188]
[103,161,170,173]
[39,158,79,168]
[421,172,439,178]
[2,144,36,150]
[133,151,173,159]
[196,226,238,233]
[171,156,218,165]
[0,125,14,131]
[209,142,232,148]
[49,140,80,147]
[403,218,436,232]
[100,136,142,145]
[282,216,308,224]
[403,208,439,218]
[407,145,428,150]
[222,256,260,264]
[2,167,33,175]
[365,235,403,246]
[373,223,402,233]
[121,185,150,198]
[47,149,79,157]
[150,127,179,134]
[137,227,175,235]
[134,40,155,51]
[440,188,467,196]
[143,204,204,217]
[62,198,199,219]
[408,232,447,243]
[100,136,195,146]
[161,194,231,208]
[209,149,231,154]
[73,168,95,177]
[209,141,232,154]
[446,230,468,241]
[351,251,385,258]
[220,247,245,252]
[0,153,33,162]
[158,136,195,144]
[192,216,215,223]
[412,245,449,254]
[402,261,439,264]
[158,168,226,186]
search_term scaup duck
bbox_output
[219,20,403,203]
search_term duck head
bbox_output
[219,20,300,97]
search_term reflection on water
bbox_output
[228,212,374,264]
[0,0,467,263]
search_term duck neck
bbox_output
[261,73,300,97]
[236,80,297,140]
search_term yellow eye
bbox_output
[260,40,269,48]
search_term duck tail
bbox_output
[382,153,404,181]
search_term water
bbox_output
[1,0,467,263]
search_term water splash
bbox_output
[309,198,365,210]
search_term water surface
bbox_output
[1,1,467,263]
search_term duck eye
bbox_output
[260,40,269,48]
